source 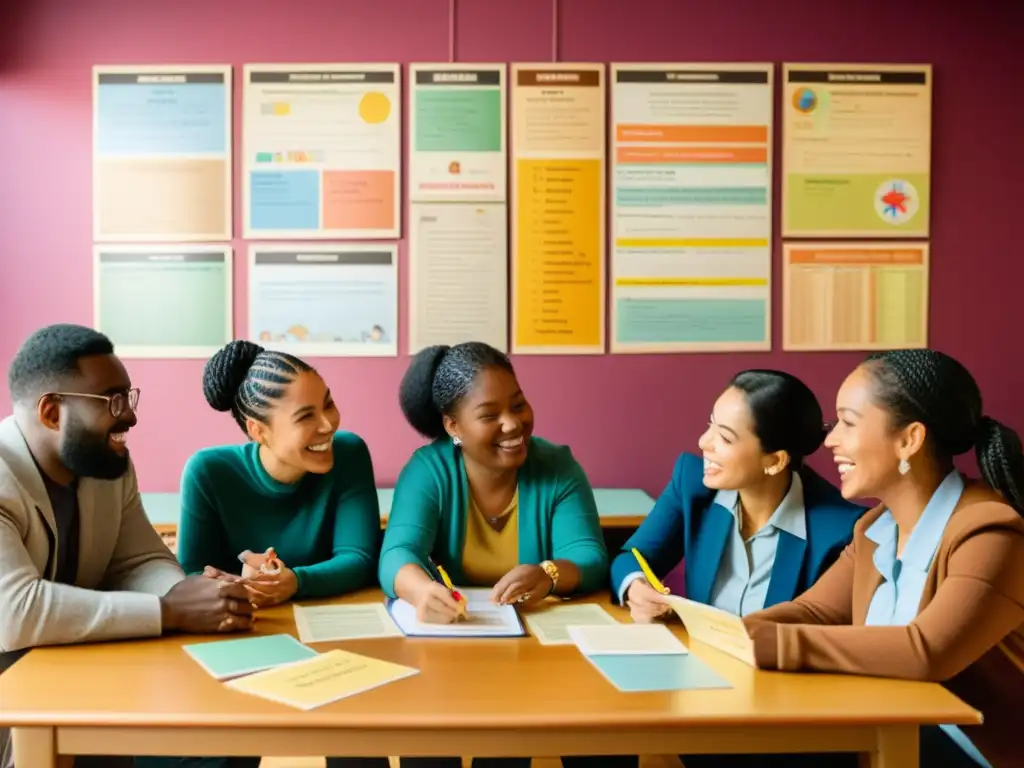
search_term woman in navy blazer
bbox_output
[612,370,865,623]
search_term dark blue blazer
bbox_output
[611,453,865,608]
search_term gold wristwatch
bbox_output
[539,560,559,595]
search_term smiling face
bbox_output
[825,364,920,500]
[248,370,340,477]
[697,386,783,489]
[49,353,137,480]
[444,365,534,472]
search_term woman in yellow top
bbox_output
[379,342,633,768]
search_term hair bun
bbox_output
[398,345,451,439]
[202,340,264,412]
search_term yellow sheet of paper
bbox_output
[523,603,620,645]
[666,596,755,666]
[225,649,418,710]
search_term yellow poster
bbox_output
[225,649,418,710]
[511,64,605,354]
[782,242,929,351]
[781,63,932,238]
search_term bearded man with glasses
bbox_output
[0,324,254,768]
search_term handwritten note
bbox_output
[523,603,620,645]
[293,603,403,644]
[667,596,755,666]
[225,649,419,710]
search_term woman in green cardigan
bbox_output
[379,341,608,616]
[380,342,632,768]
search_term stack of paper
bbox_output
[522,603,620,645]
[568,623,731,693]
[386,588,525,637]
[182,634,318,681]
[666,595,756,666]
[226,649,419,710]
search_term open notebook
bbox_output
[386,587,525,637]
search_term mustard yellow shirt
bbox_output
[461,489,519,586]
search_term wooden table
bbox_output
[0,591,980,768]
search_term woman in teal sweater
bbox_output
[149,340,387,768]
[380,342,628,768]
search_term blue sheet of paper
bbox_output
[586,653,731,692]
[183,633,317,681]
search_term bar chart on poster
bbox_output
[610,63,773,353]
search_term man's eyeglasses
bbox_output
[42,388,141,418]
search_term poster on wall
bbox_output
[510,63,606,355]
[248,243,398,358]
[408,203,508,353]
[92,65,233,242]
[782,242,929,351]
[93,245,233,358]
[610,63,773,353]
[409,63,506,203]
[781,63,932,238]
[243,63,401,240]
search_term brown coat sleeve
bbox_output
[749,524,1024,681]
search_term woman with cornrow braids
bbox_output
[141,340,389,768]
[704,349,1024,768]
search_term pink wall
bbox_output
[1,0,1022,496]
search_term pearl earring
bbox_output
[765,467,775,476]
[452,436,462,447]
[898,458,910,475]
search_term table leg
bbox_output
[871,725,918,768]
[12,726,57,768]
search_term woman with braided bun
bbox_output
[381,342,627,768]
[146,341,388,767]
[716,349,1024,768]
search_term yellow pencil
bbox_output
[631,547,670,594]
[430,558,467,617]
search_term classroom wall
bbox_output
[1,0,1021,496]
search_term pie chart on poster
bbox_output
[359,92,391,124]
[792,87,817,113]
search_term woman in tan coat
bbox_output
[726,349,1024,768]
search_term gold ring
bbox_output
[516,593,531,603]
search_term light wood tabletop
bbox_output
[0,590,980,768]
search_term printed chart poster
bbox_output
[511,64,605,355]
[93,246,233,358]
[783,242,929,351]
[611,63,773,353]
[782,63,932,238]
[92,66,232,242]
[248,244,398,357]
[410,64,506,202]
[243,64,401,239]
[409,203,508,353]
